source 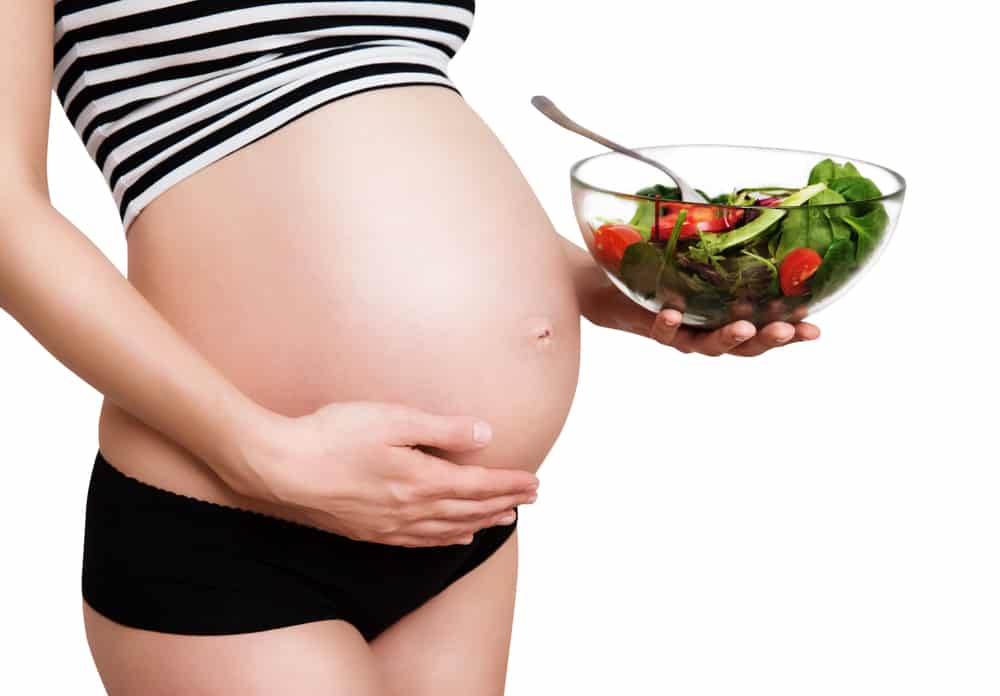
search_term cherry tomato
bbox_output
[593,224,643,270]
[652,205,744,240]
[780,247,824,296]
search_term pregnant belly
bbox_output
[98,86,582,515]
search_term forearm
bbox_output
[556,232,646,332]
[557,232,602,306]
[0,198,277,492]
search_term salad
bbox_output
[591,158,890,322]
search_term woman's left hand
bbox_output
[565,238,820,357]
[644,306,820,357]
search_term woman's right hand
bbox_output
[225,401,539,547]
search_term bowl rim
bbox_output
[569,143,907,209]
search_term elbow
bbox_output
[0,186,54,238]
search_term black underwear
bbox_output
[82,450,516,641]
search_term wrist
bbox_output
[208,397,292,503]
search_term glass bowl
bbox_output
[570,144,906,328]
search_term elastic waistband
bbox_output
[89,449,512,561]
[90,449,352,543]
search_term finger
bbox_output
[380,534,474,548]
[386,406,494,452]
[650,308,683,345]
[414,457,539,500]
[794,321,821,341]
[685,320,756,356]
[729,322,806,357]
[399,509,517,539]
[423,491,536,522]
[757,321,797,347]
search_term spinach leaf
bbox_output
[829,176,883,203]
[808,239,856,299]
[808,159,837,186]
[814,188,853,241]
[810,188,848,206]
[619,242,664,299]
[830,217,854,241]
[808,158,861,185]
[774,188,847,261]
[843,204,890,265]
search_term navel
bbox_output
[521,315,556,349]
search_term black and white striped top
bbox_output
[53,1,475,236]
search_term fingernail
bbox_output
[499,512,516,524]
[464,536,475,544]
[473,421,492,443]
[732,322,754,341]
[775,331,794,344]
[526,493,538,503]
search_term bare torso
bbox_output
[97,85,581,522]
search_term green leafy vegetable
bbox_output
[774,187,847,261]
[808,159,861,185]
[829,176,882,203]
[619,242,664,298]
[843,204,890,264]
[808,239,856,299]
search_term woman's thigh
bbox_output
[370,530,519,696]
[83,601,386,696]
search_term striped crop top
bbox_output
[53,1,475,236]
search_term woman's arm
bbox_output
[0,3,278,489]
[556,233,821,356]
[0,206,278,484]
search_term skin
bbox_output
[7,4,818,695]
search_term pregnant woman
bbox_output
[2,2,819,694]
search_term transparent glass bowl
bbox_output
[570,144,906,328]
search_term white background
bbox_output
[2,1,996,693]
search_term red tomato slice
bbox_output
[683,206,719,224]
[780,248,823,296]
[654,213,700,240]
[593,224,643,270]
[652,205,744,241]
